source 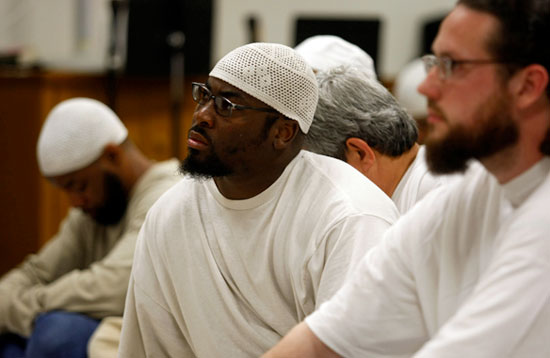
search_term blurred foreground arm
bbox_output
[262,322,340,358]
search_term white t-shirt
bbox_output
[307,157,550,358]
[391,145,445,214]
[118,151,399,358]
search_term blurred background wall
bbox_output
[0,0,454,80]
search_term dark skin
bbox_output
[49,140,152,218]
[188,77,304,200]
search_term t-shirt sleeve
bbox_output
[119,275,194,357]
[119,211,195,358]
[306,218,428,358]
[303,183,453,358]
[309,214,394,308]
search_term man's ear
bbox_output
[344,137,376,174]
[99,143,123,169]
[510,64,549,110]
[273,118,299,150]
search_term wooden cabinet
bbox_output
[0,70,203,275]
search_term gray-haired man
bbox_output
[306,65,443,213]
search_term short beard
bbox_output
[93,172,128,226]
[179,147,233,180]
[426,97,519,174]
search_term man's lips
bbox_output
[426,108,444,124]
[187,130,209,150]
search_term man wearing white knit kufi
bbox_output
[118,42,399,357]
[0,98,181,358]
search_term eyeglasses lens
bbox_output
[192,83,235,117]
[214,97,232,117]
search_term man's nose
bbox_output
[193,101,216,128]
[417,68,442,101]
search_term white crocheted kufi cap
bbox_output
[37,97,128,177]
[209,42,319,134]
[393,58,428,118]
[295,35,377,80]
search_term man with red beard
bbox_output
[118,42,399,357]
[263,0,550,357]
[0,98,181,358]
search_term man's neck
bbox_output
[213,151,299,200]
[482,143,544,184]
[373,144,419,197]
[483,106,549,184]
[121,149,154,194]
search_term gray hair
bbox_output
[305,66,418,160]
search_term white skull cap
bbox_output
[37,97,128,177]
[393,58,428,118]
[295,35,377,80]
[209,42,319,134]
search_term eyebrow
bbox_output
[432,48,456,58]
[431,41,459,59]
[219,89,244,100]
[205,80,246,101]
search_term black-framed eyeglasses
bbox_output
[421,54,512,80]
[191,82,278,118]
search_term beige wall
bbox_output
[1,0,455,79]
[215,0,455,79]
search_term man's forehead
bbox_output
[206,77,244,96]
[50,171,83,190]
[433,4,499,58]
[49,163,97,188]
